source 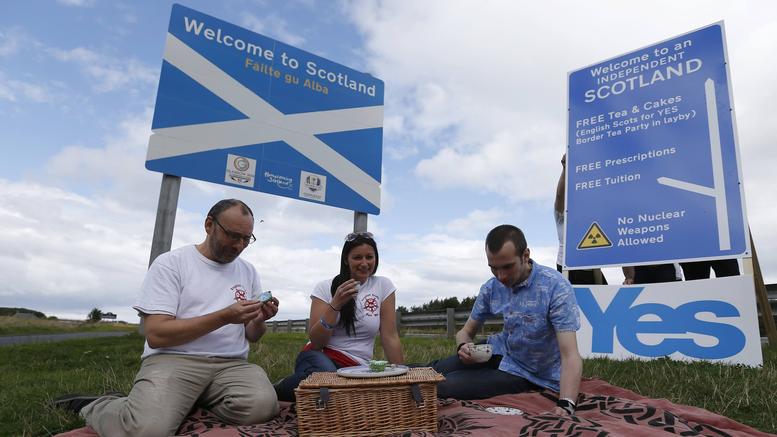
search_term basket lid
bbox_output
[299,367,444,389]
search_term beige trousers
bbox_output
[81,354,279,437]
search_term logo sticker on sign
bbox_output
[299,170,326,202]
[225,154,256,187]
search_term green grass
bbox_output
[0,316,137,336]
[2,333,775,436]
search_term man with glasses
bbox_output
[54,199,280,436]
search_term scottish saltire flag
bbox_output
[147,4,384,214]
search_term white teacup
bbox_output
[469,344,493,363]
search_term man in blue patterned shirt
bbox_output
[431,224,582,416]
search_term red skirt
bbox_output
[301,342,359,367]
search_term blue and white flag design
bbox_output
[147,4,384,214]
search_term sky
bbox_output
[1,0,776,323]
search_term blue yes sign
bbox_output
[573,277,761,366]
[577,287,744,359]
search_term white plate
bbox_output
[485,406,524,416]
[336,364,409,378]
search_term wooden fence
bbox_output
[267,308,502,338]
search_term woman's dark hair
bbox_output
[331,234,379,336]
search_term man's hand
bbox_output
[244,297,279,342]
[222,300,263,324]
[252,297,279,324]
[457,342,478,364]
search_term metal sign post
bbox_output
[149,174,181,266]
[353,211,368,233]
[140,173,181,334]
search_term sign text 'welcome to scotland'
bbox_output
[146,4,384,214]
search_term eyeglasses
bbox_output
[345,231,374,242]
[212,217,256,245]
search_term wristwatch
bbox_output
[557,398,576,415]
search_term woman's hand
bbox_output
[331,278,360,310]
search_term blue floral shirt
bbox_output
[472,260,580,391]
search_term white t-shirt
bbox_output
[133,245,262,360]
[311,275,396,365]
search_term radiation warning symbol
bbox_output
[577,222,612,249]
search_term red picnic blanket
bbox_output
[55,378,774,436]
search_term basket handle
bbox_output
[410,384,425,408]
[315,387,330,410]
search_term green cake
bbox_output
[368,360,388,372]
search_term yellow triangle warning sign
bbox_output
[577,222,612,249]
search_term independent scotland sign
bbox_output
[147,4,384,214]
[565,22,748,268]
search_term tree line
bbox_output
[397,296,477,314]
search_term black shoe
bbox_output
[52,392,125,414]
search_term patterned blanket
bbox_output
[56,379,774,436]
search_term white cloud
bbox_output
[0,28,21,56]
[434,208,506,237]
[240,13,306,46]
[0,179,153,322]
[48,47,157,92]
[348,1,777,208]
[42,108,162,209]
[0,73,52,103]
[415,127,561,202]
[56,0,96,7]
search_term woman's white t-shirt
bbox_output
[310,275,396,365]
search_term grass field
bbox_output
[0,316,137,336]
[1,331,775,436]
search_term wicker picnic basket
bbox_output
[295,367,445,436]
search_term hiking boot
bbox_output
[52,392,125,414]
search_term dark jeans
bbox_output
[274,350,338,402]
[634,264,677,284]
[557,265,608,285]
[429,354,537,400]
[680,259,740,280]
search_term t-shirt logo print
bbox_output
[361,293,379,316]
[231,284,247,301]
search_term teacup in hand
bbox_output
[469,344,492,363]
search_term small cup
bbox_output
[469,344,492,363]
[258,291,273,302]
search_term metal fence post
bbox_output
[286,320,293,333]
[446,308,456,338]
[396,309,402,335]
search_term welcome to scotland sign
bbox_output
[146,4,384,214]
